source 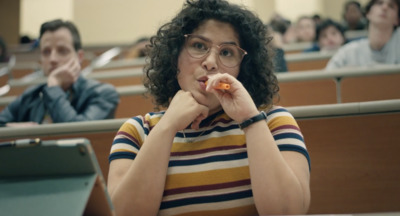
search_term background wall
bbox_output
[0,0,20,45]
[12,0,371,46]
[20,0,73,39]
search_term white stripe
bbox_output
[167,158,248,175]
[170,147,246,161]
[267,111,293,121]
[110,143,138,154]
[276,138,307,149]
[177,127,243,143]
[272,128,302,136]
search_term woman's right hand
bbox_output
[161,90,209,132]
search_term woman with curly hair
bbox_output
[108,0,311,215]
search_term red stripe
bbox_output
[271,124,300,133]
[170,143,247,156]
[117,131,141,148]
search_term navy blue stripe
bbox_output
[273,133,304,142]
[182,124,240,138]
[169,151,247,167]
[112,138,137,146]
[160,189,253,210]
[267,107,288,115]
[109,151,136,163]
[278,144,311,171]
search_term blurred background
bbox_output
[0,0,369,46]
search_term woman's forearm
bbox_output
[110,121,176,216]
[244,121,310,215]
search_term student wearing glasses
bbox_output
[107,0,311,215]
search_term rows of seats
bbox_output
[2,64,399,118]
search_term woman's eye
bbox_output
[193,42,207,50]
[220,48,234,57]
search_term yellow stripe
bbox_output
[110,149,137,154]
[172,135,245,153]
[268,115,299,130]
[165,166,250,190]
[147,114,162,126]
[119,120,145,146]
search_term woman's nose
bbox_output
[201,47,219,72]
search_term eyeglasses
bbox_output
[183,34,247,68]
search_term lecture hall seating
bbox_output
[2,65,400,118]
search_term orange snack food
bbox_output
[205,81,230,90]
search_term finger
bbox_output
[191,107,209,130]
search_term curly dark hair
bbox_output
[144,0,278,109]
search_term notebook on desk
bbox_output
[0,138,114,216]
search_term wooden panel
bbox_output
[102,75,142,86]
[276,79,337,106]
[299,113,400,214]
[287,59,329,71]
[1,111,399,214]
[342,73,400,103]
[115,94,157,118]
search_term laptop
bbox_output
[0,138,114,216]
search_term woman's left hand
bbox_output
[206,74,259,123]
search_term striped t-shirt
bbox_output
[109,106,310,216]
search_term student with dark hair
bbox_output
[342,0,368,30]
[326,0,400,69]
[0,37,8,63]
[305,19,346,52]
[107,0,310,215]
[0,19,120,127]
[124,37,150,59]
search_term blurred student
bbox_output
[269,27,289,72]
[305,19,346,52]
[284,16,316,44]
[124,37,150,59]
[0,37,9,63]
[342,1,368,31]
[0,19,120,127]
[326,0,400,69]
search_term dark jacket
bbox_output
[0,76,119,125]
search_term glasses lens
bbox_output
[185,36,209,58]
[185,35,246,67]
[219,44,243,67]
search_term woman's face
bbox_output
[177,19,241,115]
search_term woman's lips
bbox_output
[199,80,207,90]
